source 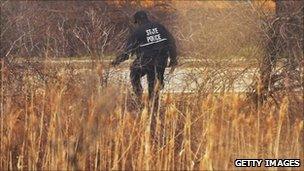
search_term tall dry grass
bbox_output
[0,65,303,170]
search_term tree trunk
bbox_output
[259,0,303,103]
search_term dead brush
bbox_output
[1,65,303,170]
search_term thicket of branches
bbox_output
[253,0,303,104]
[0,1,175,59]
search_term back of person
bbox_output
[111,11,177,69]
[134,21,171,66]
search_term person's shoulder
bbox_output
[134,24,149,33]
[132,26,144,36]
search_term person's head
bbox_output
[133,10,149,25]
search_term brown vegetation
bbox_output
[1,1,303,170]
[0,66,303,170]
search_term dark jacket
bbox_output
[113,21,177,67]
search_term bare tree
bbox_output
[253,0,303,104]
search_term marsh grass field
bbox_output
[0,1,303,170]
[1,62,303,170]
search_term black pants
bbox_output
[130,58,166,103]
[130,57,167,141]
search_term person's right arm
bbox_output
[111,31,139,66]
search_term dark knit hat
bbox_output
[134,10,148,24]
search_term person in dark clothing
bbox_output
[111,11,178,105]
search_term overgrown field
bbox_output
[0,65,303,170]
